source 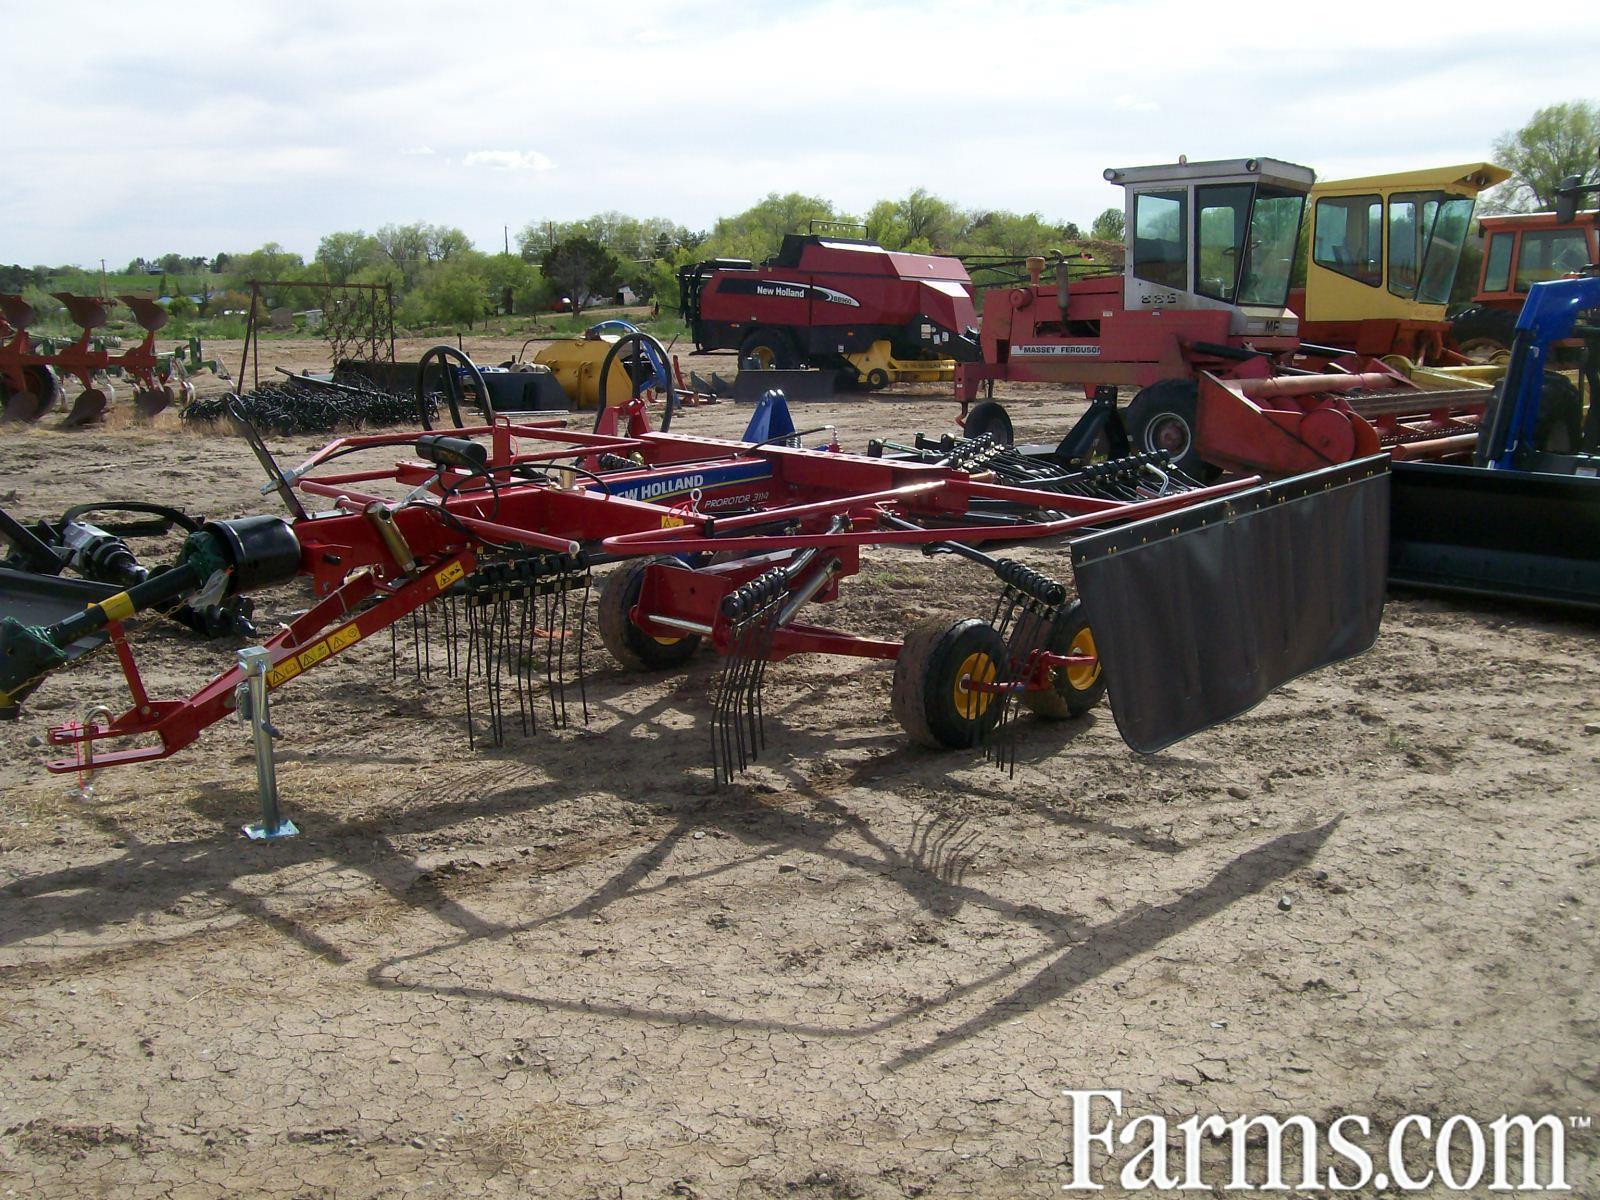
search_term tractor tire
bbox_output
[866,368,891,391]
[1449,307,1517,362]
[1020,601,1107,720]
[738,328,801,371]
[962,400,1013,444]
[892,616,1006,749]
[1123,378,1216,478]
[1534,372,1583,454]
[1475,371,1583,461]
[598,557,701,672]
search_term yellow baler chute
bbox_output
[532,335,636,411]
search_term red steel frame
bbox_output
[42,401,1262,775]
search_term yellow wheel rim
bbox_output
[749,345,775,369]
[652,633,683,647]
[953,651,997,719]
[1066,627,1100,691]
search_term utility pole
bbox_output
[503,225,509,255]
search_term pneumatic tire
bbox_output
[1020,601,1106,719]
[892,617,1006,749]
[962,399,1013,443]
[598,557,700,672]
[738,328,800,371]
[1124,378,1219,479]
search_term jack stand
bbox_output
[237,646,298,841]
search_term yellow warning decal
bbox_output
[435,560,465,590]
[99,592,136,623]
[266,620,365,689]
[327,623,361,654]
[661,514,686,529]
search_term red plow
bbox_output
[1,345,1389,835]
[0,292,200,426]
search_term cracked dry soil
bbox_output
[0,345,1596,1197]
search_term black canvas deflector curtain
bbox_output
[1071,458,1389,755]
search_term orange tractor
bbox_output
[1449,207,1600,359]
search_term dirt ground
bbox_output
[0,337,1596,1198]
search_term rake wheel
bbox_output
[1021,600,1106,719]
[598,557,701,671]
[892,616,1006,749]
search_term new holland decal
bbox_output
[718,278,861,307]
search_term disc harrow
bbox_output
[0,343,1390,835]
[0,292,206,426]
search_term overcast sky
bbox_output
[5,0,1595,266]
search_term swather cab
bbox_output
[962,157,1313,399]
[1292,162,1509,361]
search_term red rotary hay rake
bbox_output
[0,292,206,426]
[0,344,1388,827]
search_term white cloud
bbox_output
[0,0,1589,264]
[462,149,555,172]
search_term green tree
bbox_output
[517,214,691,263]
[961,210,1081,257]
[1090,207,1125,242]
[229,242,305,283]
[1492,100,1600,211]
[482,252,543,315]
[415,259,490,329]
[374,222,473,289]
[541,236,621,314]
[867,188,964,251]
[316,231,380,283]
[702,193,847,261]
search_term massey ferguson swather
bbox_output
[958,157,1499,480]
[0,292,207,426]
[0,343,1386,830]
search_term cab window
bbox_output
[1194,184,1253,302]
[1313,195,1382,286]
[1388,198,1419,298]
[1514,229,1591,291]
[1482,232,1514,292]
[1238,186,1305,308]
[1131,190,1187,290]
[1416,197,1473,305]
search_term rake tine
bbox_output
[748,594,782,754]
[556,572,571,728]
[411,608,423,680]
[514,590,531,737]
[464,600,478,750]
[711,621,743,786]
[575,571,591,724]
[492,594,508,745]
[543,582,560,727]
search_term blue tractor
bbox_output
[1388,264,1599,609]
